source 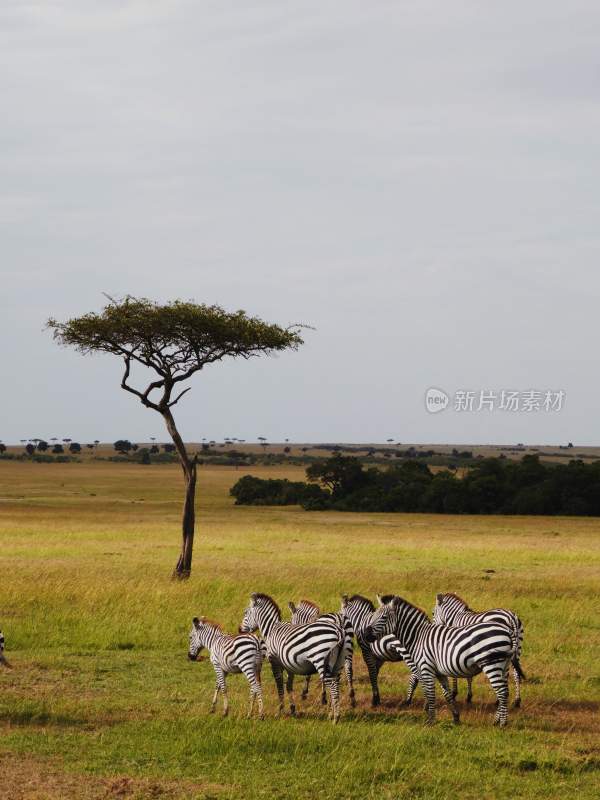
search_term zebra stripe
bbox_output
[188,616,265,718]
[240,593,351,722]
[364,595,517,726]
[433,592,525,707]
[340,594,413,707]
[288,600,322,702]
[0,629,9,668]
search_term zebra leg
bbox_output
[286,672,297,716]
[511,665,522,708]
[301,675,310,700]
[360,645,382,707]
[403,670,419,706]
[466,677,473,704]
[241,667,264,720]
[214,667,228,717]
[345,653,356,708]
[326,675,341,724]
[438,675,460,724]
[451,677,458,700]
[420,666,437,725]
[481,662,509,727]
[321,679,327,706]
[271,662,285,716]
[210,681,219,714]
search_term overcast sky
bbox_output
[2,1,599,445]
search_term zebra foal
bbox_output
[188,616,265,718]
[433,592,525,707]
[365,595,519,727]
[240,593,350,723]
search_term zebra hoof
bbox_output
[512,698,521,709]
[466,695,473,704]
[321,695,327,706]
[350,697,357,708]
[290,706,296,716]
[400,699,412,707]
[301,692,308,701]
[453,714,460,725]
[371,697,381,708]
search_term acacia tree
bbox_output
[48,297,303,578]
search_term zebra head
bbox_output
[188,617,205,661]
[240,593,281,636]
[363,596,395,643]
[288,599,320,626]
[433,593,468,625]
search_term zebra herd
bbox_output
[188,591,525,727]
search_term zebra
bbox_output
[0,629,8,667]
[288,600,323,702]
[364,595,520,726]
[433,592,525,707]
[340,594,414,707]
[290,599,356,706]
[240,593,351,722]
[188,616,265,719]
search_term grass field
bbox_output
[1,461,600,799]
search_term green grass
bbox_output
[1,461,600,799]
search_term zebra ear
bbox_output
[341,594,349,607]
[288,601,296,613]
[376,594,384,606]
[250,592,258,602]
[192,617,200,628]
[436,593,444,604]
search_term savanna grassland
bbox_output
[1,460,600,800]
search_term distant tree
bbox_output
[258,437,269,453]
[86,443,94,450]
[163,443,176,453]
[48,297,304,578]
[62,438,72,446]
[306,454,367,497]
[52,444,64,454]
[69,442,81,453]
[25,443,35,455]
[0,443,6,454]
[114,439,133,454]
[37,440,49,452]
[283,446,291,454]
[131,443,138,451]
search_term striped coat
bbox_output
[433,592,525,706]
[188,616,265,718]
[240,593,350,722]
[365,595,519,726]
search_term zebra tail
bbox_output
[511,656,526,681]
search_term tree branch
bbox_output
[168,386,192,407]
[121,357,161,411]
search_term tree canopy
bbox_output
[48,297,304,412]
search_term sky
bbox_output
[2,1,600,445]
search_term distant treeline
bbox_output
[230,453,600,515]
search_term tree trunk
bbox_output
[161,407,197,579]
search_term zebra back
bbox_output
[288,599,320,626]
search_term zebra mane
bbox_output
[298,599,320,610]
[252,593,282,616]
[346,594,375,610]
[389,595,430,620]
[443,592,472,610]
[199,617,223,631]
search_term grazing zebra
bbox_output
[288,600,323,701]
[364,595,520,726]
[240,593,350,722]
[188,616,265,719]
[0,629,7,667]
[341,594,414,707]
[433,592,526,707]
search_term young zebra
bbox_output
[340,595,413,707]
[288,600,322,702]
[240,593,350,723]
[433,592,525,707]
[364,595,519,726]
[188,617,265,719]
